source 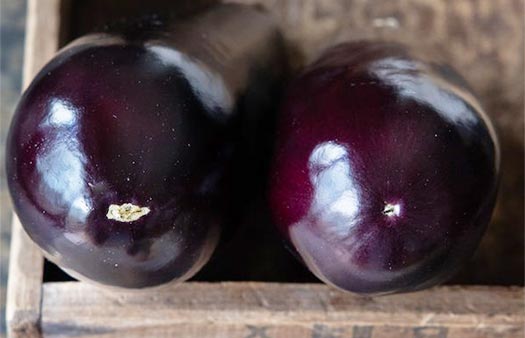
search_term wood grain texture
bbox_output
[6,1,68,337]
[41,282,524,338]
[6,222,44,338]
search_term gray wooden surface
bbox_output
[0,0,27,336]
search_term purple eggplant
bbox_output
[6,4,284,288]
[269,42,500,294]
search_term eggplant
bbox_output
[6,4,284,288]
[269,41,500,294]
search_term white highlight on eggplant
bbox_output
[44,99,77,127]
[383,203,401,217]
[146,45,234,121]
[106,203,150,222]
[308,141,361,237]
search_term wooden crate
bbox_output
[6,0,524,337]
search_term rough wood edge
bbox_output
[41,282,525,337]
[6,221,43,338]
[6,0,67,337]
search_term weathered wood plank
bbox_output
[41,282,524,338]
[37,324,525,338]
[6,1,68,337]
[6,223,44,338]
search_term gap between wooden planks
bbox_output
[40,282,523,338]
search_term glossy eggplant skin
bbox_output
[269,42,500,295]
[6,4,283,288]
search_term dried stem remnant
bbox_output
[106,203,150,222]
